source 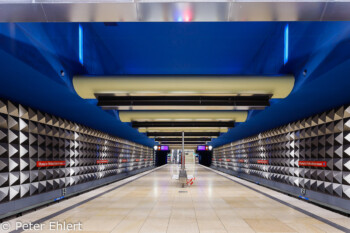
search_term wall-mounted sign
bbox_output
[37,161,66,167]
[257,160,269,164]
[298,161,327,167]
[97,160,108,164]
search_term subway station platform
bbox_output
[2,3,350,232]
[4,164,349,233]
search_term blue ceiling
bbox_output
[0,22,350,147]
[83,23,284,75]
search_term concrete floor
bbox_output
[3,164,350,233]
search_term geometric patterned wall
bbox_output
[0,99,153,204]
[213,105,350,200]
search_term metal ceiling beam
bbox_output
[166,145,198,149]
[107,106,257,111]
[147,132,221,137]
[98,95,270,111]
[155,137,211,142]
[132,121,234,128]
[1,2,350,22]
[161,141,205,145]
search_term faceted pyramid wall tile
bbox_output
[343,185,350,199]
[0,158,8,173]
[344,106,350,119]
[7,101,18,117]
[335,107,344,120]
[334,120,343,133]
[8,130,18,144]
[0,98,153,204]
[0,187,9,202]
[0,173,9,187]
[9,158,19,172]
[9,185,20,200]
[19,119,28,132]
[344,159,350,171]
[20,171,30,184]
[9,172,20,186]
[214,104,350,203]
[8,116,18,131]
[343,172,350,185]
[18,105,28,119]
[20,183,30,198]
[0,115,7,129]
[333,171,343,184]
[0,144,7,158]
[0,100,7,115]
[333,184,342,197]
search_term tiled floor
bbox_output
[3,164,350,233]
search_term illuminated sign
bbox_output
[197,145,209,151]
[298,161,327,167]
[37,161,65,167]
[257,160,269,164]
[156,145,169,151]
[97,160,108,164]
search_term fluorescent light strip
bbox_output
[284,24,289,65]
[79,24,83,65]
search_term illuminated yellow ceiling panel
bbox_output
[119,111,247,122]
[73,75,294,99]
[138,127,228,133]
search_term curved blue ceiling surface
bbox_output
[0,22,350,147]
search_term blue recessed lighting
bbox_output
[298,195,309,200]
[79,24,83,65]
[284,24,289,65]
[54,196,65,201]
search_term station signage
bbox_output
[37,161,66,167]
[156,145,169,151]
[298,161,327,167]
[97,160,108,164]
[197,145,209,151]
